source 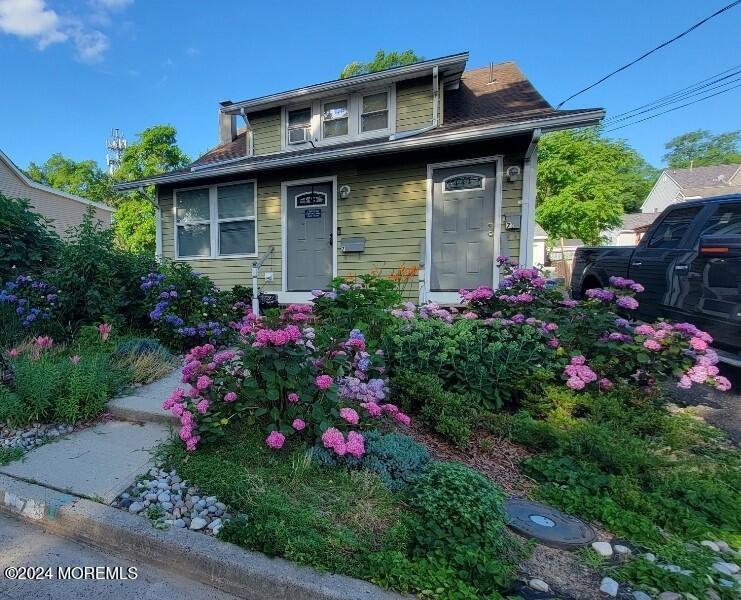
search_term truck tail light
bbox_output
[700,246,729,255]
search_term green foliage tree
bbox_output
[662,129,741,168]
[536,128,656,245]
[112,125,190,254]
[0,195,60,281]
[340,49,422,79]
[26,154,118,205]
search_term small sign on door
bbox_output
[304,208,322,219]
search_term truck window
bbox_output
[647,206,702,249]
[700,203,741,236]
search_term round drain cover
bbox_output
[504,498,596,550]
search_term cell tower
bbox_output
[106,128,128,174]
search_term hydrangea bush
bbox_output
[164,307,409,453]
[0,275,58,331]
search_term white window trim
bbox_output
[280,84,396,151]
[174,179,258,260]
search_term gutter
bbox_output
[114,110,605,191]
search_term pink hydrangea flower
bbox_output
[196,375,212,390]
[321,427,344,449]
[315,374,333,390]
[266,431,285,449]
[360,402,382,417]
[346,431,365,457]
[340,407,359,425]
[599,378,613,390]
[381,403,399,414]
[196,399,209,414]
[643,339,661,352]
[287,392,299,403]
[571,355,586,365]
[395,412,411,426]
[224,391,237,403]
[292,418,306,431]
[689,337,708,351]
[566,377,585,390]
[677,375,692,389]
[715,376,732,392]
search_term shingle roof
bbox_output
[620,212,658,231]
[667,164,741,189]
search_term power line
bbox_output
[557,0,741,108]
[603,73,741,125]
[604,64,741,122]
[604,82,741,132]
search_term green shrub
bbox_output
[12,354,67,423]
[384,318,554,410]
[0,386,27,428]
[391,370,478,448]
[56,352,118,423]
[0,195,60,281]
[309,431,429,491]
[50,210,157,330]
[405,462,525,595]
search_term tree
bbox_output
[536,128,656,245]
[340,50,422,79]
[112,125,190,254]
[26,154,119,205]
[662,129,741,168]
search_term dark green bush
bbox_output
[405,461,525,594]
[384,318,555,410]
[0,195,60,281]
[50,210,157,330]
[391,370,478,448]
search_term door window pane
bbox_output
[218,182,255,219]
[701,204,741,236]
[176,188,210,222]
[647,207,702,249]
[219,220,255,255]
[177,224,211,257]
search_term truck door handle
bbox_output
[631,261,642,267]
[674,265,688,270]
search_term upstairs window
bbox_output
[287,107,311,144]
[322,99,349,138]
[361,91,389,133]
[175,181,257,258]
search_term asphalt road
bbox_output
[669,362,741,445]
[0,512,239,600]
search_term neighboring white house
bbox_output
[604,212,659,246]
[641,163,741,214]
[533,224,548,266]
[0,147,113,237]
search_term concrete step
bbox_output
[0,420,171,504]
[109,368,182,425]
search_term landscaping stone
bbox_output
[591,541,613,557]
[657,593,682,600]
[701,540,721,552]
[715,541,732,553]
[632,592,651,600]
[113,466,230,537]
[643,553,656,562]
[613,544,631,556]
[528,578,550,592]
[599,577,618,597]
[1,422,74,455]
[712,561,739,576]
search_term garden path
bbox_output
[108,368,181,424]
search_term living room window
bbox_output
[175,181,257,258]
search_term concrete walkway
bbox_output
[108,368,183,425]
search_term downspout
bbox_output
[520,128,541,267]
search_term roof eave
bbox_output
[221,53,469,115]
[114,109,604,191]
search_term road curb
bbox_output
[0,474,400,600]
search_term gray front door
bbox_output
[286,182,333,291]
[431,164,496,291]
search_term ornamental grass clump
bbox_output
[165,311,410,453]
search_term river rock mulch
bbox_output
[113,467,231,536]
[1,423,76,453]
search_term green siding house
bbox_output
[117,52,603,303]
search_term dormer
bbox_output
[217,53,468,157]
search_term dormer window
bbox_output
[360,92,389,133]
[322,99,349,138]
[287,107,311,144]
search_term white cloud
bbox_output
[0,0,133,62]
[0,0,67,48]
[185,46,199,57]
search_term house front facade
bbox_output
[642,163,741,214]
[0,148,113,236]
[117,53,603,302]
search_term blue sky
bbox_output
[1,0,739,170]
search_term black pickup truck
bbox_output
[571,194,741,355]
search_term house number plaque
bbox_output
[304,208,322,219]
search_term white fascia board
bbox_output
[0,148,114,213]
[115,110,605,191]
